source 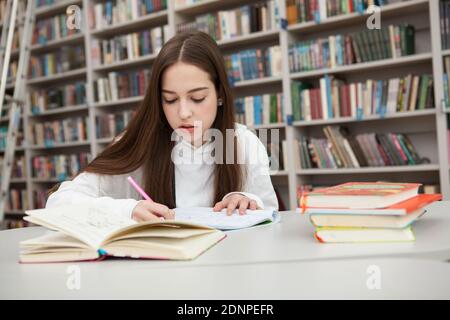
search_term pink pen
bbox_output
[127,176,153,202]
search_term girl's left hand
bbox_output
[213,194,258,215]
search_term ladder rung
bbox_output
[3,96,24,104]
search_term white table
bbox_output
[1,201,450,299]
[1,257,450,299]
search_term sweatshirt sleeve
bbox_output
[45,172,139,220]
[223,126,279,211]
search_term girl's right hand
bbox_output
[131,200,175,222]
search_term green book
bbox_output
[417,75,429,110]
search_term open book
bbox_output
[20,205,226,263]
[174,207,280,230]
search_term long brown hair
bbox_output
[77,31,242,208]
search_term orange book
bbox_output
[306,194,442,230]
[303,194,442,216]
[300,182,422,209]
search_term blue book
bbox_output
[106,1,113,25]
[249,50,258,80]
[254,95,262,125]
[336,35,344,66]
[146,0,153,13]
[245,50,253,80]
[230,54,240,83]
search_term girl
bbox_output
[46,31,278,222]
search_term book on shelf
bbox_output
[0,0,25,21]
[34,188,52,209]
[88,0,168,30]
[7,61,18,84]
[11,155,27,179]
[440,0,450,50]
[5,189,29,212]
[96,110,136,139]
[269,140,285,172]
[32,11,81,45]
[0,126,24,150]
[289,23,415,72]
[35,0,58,8]
[32,153,92,181]
[95,69,150,103]
[295,125,427,169]
[29,82,87,115]
[0,155,26,182]
[442,56,450,107]
[234,93,284,127]
[177,0,280,42]
[2,219,30,230]
[174,0,204,8]
[286,0,391,25]
[10,26,21,51]
[29,45,86,78]
[291,74,434,121]
[31,116,89,146]
[299,182,441,243]
[90,25,169,66]
[224,45,282,84]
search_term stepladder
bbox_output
[0,0,35,224]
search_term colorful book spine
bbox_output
[289,24,415,73]
[177,1,279,41]
[32,153,92,181]
[91,25,169,66]
[29,46,86,78]
[89,0,168,30]
[32,12,81,45]
[29,82,87,114]
[94,69,151,102]
[96,110,136,139]
[31,117,89,146]
[291,74,434,121]
[286,0,390,25]
[297,125,424,169]
[224,45,282,83]
[235,93,284,126]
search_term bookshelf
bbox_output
[2,0,450,227]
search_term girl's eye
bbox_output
[192,97,206,103]
[164,98,177,104]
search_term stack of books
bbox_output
[299,182,442,243]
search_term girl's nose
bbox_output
[178,100,193,119]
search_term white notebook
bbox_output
[174,207,280,230]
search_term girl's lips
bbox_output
[179,126,196,133]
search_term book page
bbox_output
[173,207,278,230]
[25,204,137,249]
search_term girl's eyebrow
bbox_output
[162,87,209,94]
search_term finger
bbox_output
[238,199,249,215]
[133,209,160,222]
[143,202,173,220]
[167,209,175,220]
[227,199,239,215]
[249,200,258,210]
[213,200,226,212]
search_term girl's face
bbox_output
[161,61,219,146]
